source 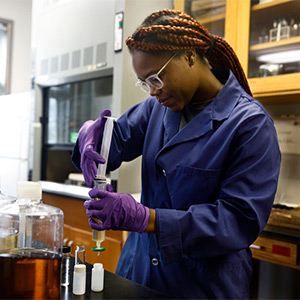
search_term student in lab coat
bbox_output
[72,9,281,299]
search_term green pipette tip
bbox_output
[92,246,105,252]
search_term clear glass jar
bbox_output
[0,181,64,299]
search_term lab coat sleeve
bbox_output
[156,113,281,264]
[71,97,155,172]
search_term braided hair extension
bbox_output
[126,9,252,96]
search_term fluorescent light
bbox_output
[257,50,300,64]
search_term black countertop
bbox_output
[61,258,172,300]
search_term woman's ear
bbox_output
[185,49,196,67]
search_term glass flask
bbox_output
[0,181,64,299]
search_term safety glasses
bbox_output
[135,53,177,93]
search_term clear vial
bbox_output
[75,245,85,264]
[61,246,71,286]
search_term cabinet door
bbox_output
[185,0,227,38]
[174,1,243,59]
[247,0,300,95]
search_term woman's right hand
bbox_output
[78,109,111,187]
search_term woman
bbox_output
[72,9,281,299]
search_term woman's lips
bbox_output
[157,96,170,106]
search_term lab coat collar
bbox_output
[160,69,246,149]
[211,69,246,121]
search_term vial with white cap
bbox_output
[72,264,86,295]
[91,263,104,292]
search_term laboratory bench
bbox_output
[61,258,172,300]
[41,181,300,271]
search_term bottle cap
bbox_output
[62,246,71,253]
[17,182,42,200]
[93,263,103,270]
[74,264,86,273]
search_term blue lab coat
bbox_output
[73,70,281,299]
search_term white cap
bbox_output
[17,182,42,200]
[74,264,86,273]
[93,263,103,271]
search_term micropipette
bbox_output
[91,116,115,255]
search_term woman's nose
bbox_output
[149,86,160,97]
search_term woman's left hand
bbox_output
[84,186,149,234]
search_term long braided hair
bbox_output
[126,9,252,96]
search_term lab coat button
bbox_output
[151,258,159,266]
[162,169,166,176]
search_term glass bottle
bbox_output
[61,245,71,286]
[0,181,64,299]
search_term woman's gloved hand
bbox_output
[78,110,111,187]
[84,186,150,234]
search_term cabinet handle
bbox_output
[250,244,263,250]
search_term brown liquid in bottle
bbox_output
[0,249,61,299]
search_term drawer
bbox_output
[251,236,298,266]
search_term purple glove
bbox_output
[84,186,150,234]
[78,110,111,187]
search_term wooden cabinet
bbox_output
[250,208,300,270]
[174,0,300,102]
[42,192,128,273]
[251,236,299,269]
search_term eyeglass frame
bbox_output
[135,52,177,93]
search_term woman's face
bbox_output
[131,50,204,112]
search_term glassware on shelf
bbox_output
[259,26,269,43]
[269,16,291,42]
[290,17,297,37]
[259,63,283,77]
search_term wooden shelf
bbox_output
[249,73,300,95]
[252,0,295,11]
[250,0,300,24]
[250,36,300,57]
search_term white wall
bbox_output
[0,0,32,93]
